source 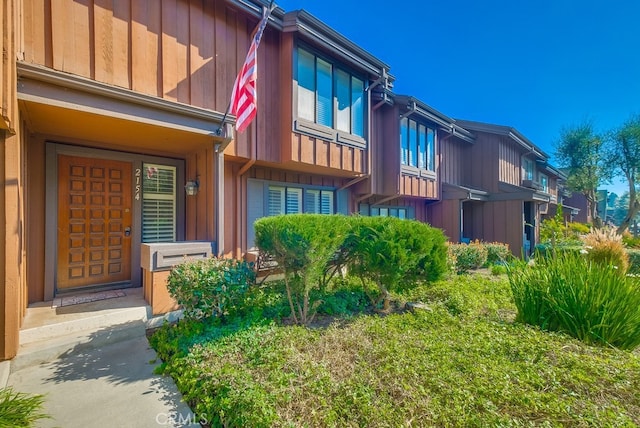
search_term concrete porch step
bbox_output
[12,288,153,372]
[12,319,147,372]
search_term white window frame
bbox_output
[141,163,177,243]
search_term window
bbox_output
[305,189,334,214]
[522,158,534,181]
[370,206,409,219]
[539,173,549,192]
[296,47,365,137]
[400,117,436,171]
[267,185,334,216]
[142,164,176,243]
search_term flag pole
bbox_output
[215,0,275,136]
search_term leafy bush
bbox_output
[483,242,511,265]
[582,227,629,273]
[255,214,350,325]
[622,231,640,248]
[540,205,587,246]
[0,387,49,427]
[447,241,488,273]
[166,258,255,320]
[490,264,507,275]
[345,217,447,311]
[508,252,640,350]
[627,249,640,275]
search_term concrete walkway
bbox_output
[5,289,199,428]
[8,331,199,428]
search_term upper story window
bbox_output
[539,173,549,192]
[522,158,534,181]
[400,117,436,171]
[296,47,365,137]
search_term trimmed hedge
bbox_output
[166,258,255,320]
[346,216,448,310]
[254,214,448,321]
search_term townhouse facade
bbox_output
[0,0,564,360]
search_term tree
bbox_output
[606,114,640,234]
[555,121,606,227]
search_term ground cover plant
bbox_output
[151,272,640,427]
[0,387,49,427]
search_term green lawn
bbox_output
[150,274,640,427]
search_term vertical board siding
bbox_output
[287,133,365,174]
[440,137,467,186]
[23,0,264,115]
[248,166,346,189]
[399,175,437,199]
[498,140,521,185]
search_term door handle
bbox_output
[124,227,131,237]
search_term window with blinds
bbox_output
[268,185,334,216]
[142,164,176,243]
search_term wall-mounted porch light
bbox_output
[185,179,199,196]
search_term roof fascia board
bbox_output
[283,11,389,77]
[17,61,227,126]
[457,120,548,159]
[396,95,475,143]
[226,0,284,29]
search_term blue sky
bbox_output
[274,0,640,196]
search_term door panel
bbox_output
[57,155,132,290]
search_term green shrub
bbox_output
[346,217,447,311]
[255,214,350,325]
[627,249,640,275]
[508,252,640,350]
[0,387,49,427]
[166,258,255,321]
[448,241,488,273]
[622,232,640,249]
[540,205,587,246]
[490,264,507,275]
[483,242,511,265]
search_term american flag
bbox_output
[229,5,272,133]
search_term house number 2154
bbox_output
[135,168,141,200]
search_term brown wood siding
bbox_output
[285,133,365,174]
[1,0,18,131]
[477,200,523,257]
[1,0,25,359]
[185,147,216,242]
[249,166,348,188]
[379,104,400,195]
[23,0,275,117]
[467,132,500,192]
[399,174,437,199]
[440,136,466,186]
[427,200,460,243]
[25,135,46,303]
[498,139,522,186]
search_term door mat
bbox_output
[52,290,127,308]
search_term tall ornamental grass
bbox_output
[508,252,640,350]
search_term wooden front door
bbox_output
[57,155,132,290]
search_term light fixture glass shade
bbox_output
[185,180,199,196]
